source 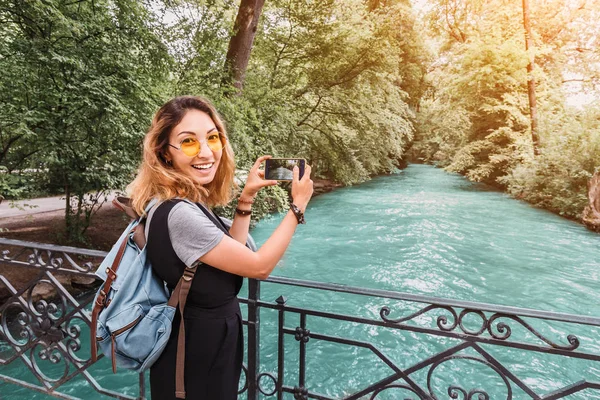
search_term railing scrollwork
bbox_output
[2,238,600,399]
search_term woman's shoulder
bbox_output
[148,199,207,228]
[165,200,225,253]
[166,199,215,227]
[153,198,203,214]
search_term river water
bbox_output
[2,164,600,399]
[248,164,600,399]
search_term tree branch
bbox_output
[0,133,24,163]
[297,95,323,127]
[562,78,589,83]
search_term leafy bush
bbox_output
[502,106,600,219]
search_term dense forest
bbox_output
[0,0,598,242]
[410,0,600,227]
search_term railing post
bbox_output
[276,295,287,400]
[138,373,146,400]
[294,313,309,400]
[246,278,261,399]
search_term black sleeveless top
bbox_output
[146,199,243,309]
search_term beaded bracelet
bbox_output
[237,196,255,205]
[289,203,305,224]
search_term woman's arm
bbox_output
[228,155,277,245]
[227,199,252,245]
[201,164,313,279]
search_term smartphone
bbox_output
[264,158,305,181]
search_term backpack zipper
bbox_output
[109,315,143,373]
[112,315,143,337]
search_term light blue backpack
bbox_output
[90,197,256,399]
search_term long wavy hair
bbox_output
[127,96,236,216]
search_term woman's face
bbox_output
[166,109,222,186]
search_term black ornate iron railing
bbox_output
[1,237,600,399]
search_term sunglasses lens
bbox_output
[180,138,200,157]
[207,133,224,152]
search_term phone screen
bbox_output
[264,158,305,181]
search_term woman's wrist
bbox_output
[291,199,307,213]
[235,208,252,217]
[289,202,306,224]
[238,192,255,205]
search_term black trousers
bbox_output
[150,300,243,399]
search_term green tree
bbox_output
[0,0,171,243]
[2,0,430,237]
[416,0,600,225]
[167,0,424,185]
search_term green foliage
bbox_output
[215,183,289,227]
[2,0,428,240]
[414,34,530,185]
[245,0,416,184]
[0,0,171,243]
[414,0,600,223]
[166,0,422,189]
[0,167,35,199]
[446,37,530,184]
[409,98,470,166]
[502,105,600,219]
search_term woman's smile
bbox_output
[191,162,214,171]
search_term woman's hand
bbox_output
[240,155,278,199]
[203,160,313,280]
[291,164,313,212]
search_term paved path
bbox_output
[0,170,252,219]
[0,192,118,219]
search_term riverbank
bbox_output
[409,160,600,234]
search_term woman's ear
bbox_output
[160,152,172,166]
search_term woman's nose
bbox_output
[198,138,214,158]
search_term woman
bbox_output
[126,96,313,399]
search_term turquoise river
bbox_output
[2,164,600,399]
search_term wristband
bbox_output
[289,203,305,224]
[235,208,252,217]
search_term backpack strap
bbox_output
[90,224,134,367]
[166,201,229,399]
[166,262,197,399]
[194,202,232,236]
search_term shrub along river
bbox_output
[2,164,600,398]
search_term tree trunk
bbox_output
[223,0,266,94]
[522,0,540,155]
[583,171,600,232]
[64,183,72,237]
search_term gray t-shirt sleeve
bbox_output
[167,201,225,267]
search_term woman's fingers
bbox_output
[291,164,313,211]
[302,164,312,181]
[252,155,272,172]
[252,170,277,187]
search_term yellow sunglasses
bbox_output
[168,132,225,157]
